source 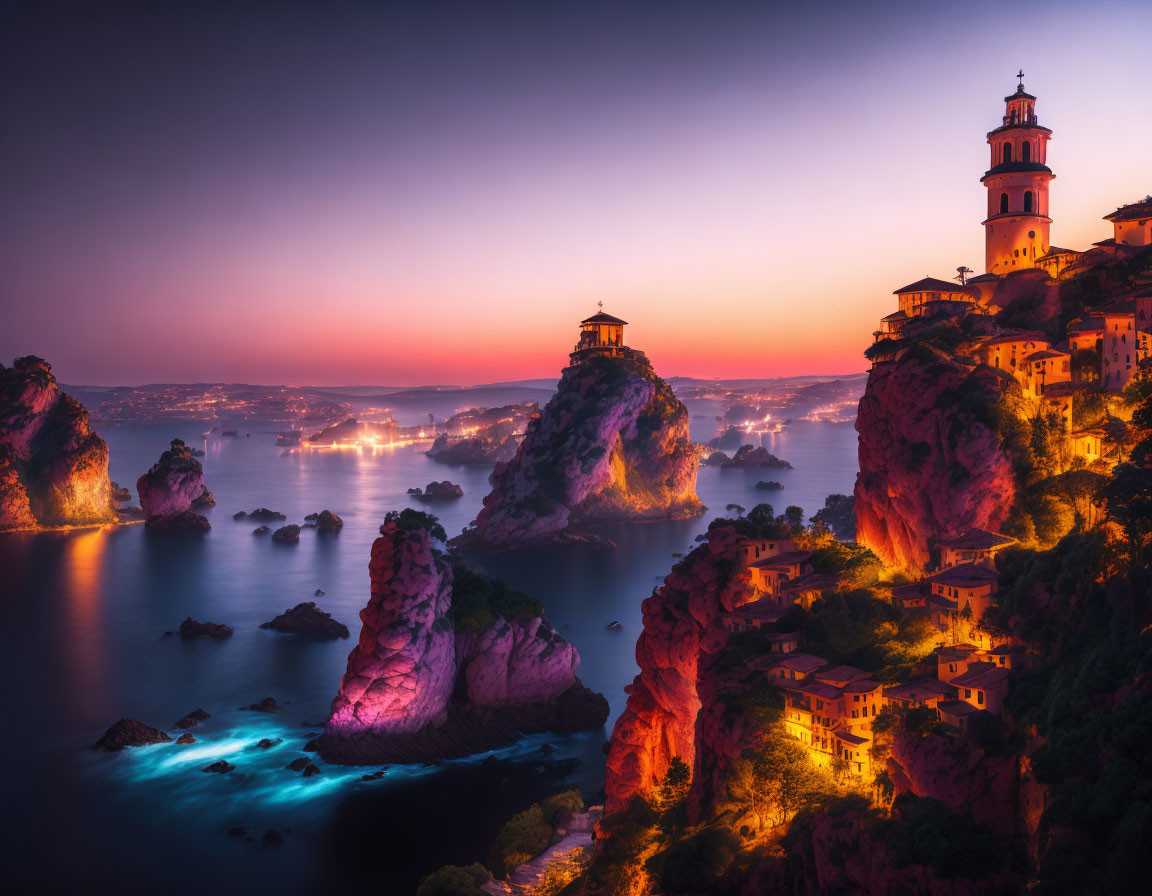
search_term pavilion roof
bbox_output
[893,277,971,295]
[581,312,628,325]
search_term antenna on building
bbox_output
[956,266,973,286]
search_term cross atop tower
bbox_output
[1017,69,1025,86]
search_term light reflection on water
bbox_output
[0,417,858,892]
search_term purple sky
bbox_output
[2,0,1149,385]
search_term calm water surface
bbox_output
[0,418,857,893]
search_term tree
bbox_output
[730,732,830,828]
[1104,438,1152,564]
[416,864,490,896]
[785,505,804,533]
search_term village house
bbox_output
[890,581,929,613]
[1035,246,1083,279]
[938,700,981,730]
[748,550,813,597]
[1070,425,1106,463]
[765,631,801,654]
[883,678,955,714]
[738,537,796,566]
[1104,197,1152,248]
[780,572,841,611]
[948,661,1010,714]
[937,529,1016,570]
[762,652,826,683]
[722,599,788,634]
[928,562,999,633]
[778,661,880,778]
[980,332,1050,380]
[1098,301,1152,392]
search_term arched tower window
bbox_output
[1024,191,1034,213]
[1003,143,1012,164]
[1021,142,1031,162]
[1000,193,1009,215]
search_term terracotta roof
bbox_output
[1104,199,1152,222]
[929,563,999,588]
[881,310,910,322]
[581,312,628,325]
[938,700,980,718]
[893,277,972,295]
[790,679,844,701]
[952,662,1010,689]
[751,550,812,570]
[843,678,883,694]
[938,529,1016,552]
[1024,349,1068,362]
[981,331,1049,347]
[1067,316,1105,333]
[834,730,869,746]
[1037,246,1079,259]
[815,665,869,685]
[883,679,954,701]
[891,582,928,601]
[771,653,827,674]
[780,572,840,594]
[988,644,1019,655]
[1097,300,1135,316]
[937,644,980,662]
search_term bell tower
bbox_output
[981,72,1054,276]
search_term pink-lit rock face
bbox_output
[327,523,458,736]
[317,522,606,763]
[854,356,1020,573]
[887,725,1019,839]
[458,352,703,550]
[604,524,754,815]
[0,356,115,530]
[457,616,579,707]
[137,439,208,523]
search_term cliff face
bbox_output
[458,352,702,550]
[886,727,1019,839]
[0,357,115,530]
[137,439,209,520]
[854,354,1021,572]
[312,522,608,764]
[604,523,754,815]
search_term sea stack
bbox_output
[0,356,117,530]
[455,309,703,550]
[137,439,212,531]
[309,510,608,764]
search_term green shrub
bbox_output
[416,863,491,896]
[540,789,584,827]
[488,805,552,878]
[383,508,447,542]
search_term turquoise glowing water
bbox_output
[0,417,857,893]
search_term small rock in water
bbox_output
[406,487,422,495]
[174,708,211,729]
[176,734,196,745]
[606,621,622,631]
[94,718,172,751]
[260,602,349,640]
[360,770,387,781]
[178,618,232,640]
[755,480,783,491]
[253,525,270,536]
[233,511,248,520]
[285,758,310,772]
[304,513,319,522]
[301,762,321,777]
[315,509,343,533]
[254,738,282,751]
[271,524,301,545]
[262,829,285,847]
[248,508,287,522]
[203,760,235,774]
[241,696,283,713]
[314,588,325,596]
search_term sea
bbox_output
[0,412,858,894]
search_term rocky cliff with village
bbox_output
[426,82,1152,896]
[455,314,703,550]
